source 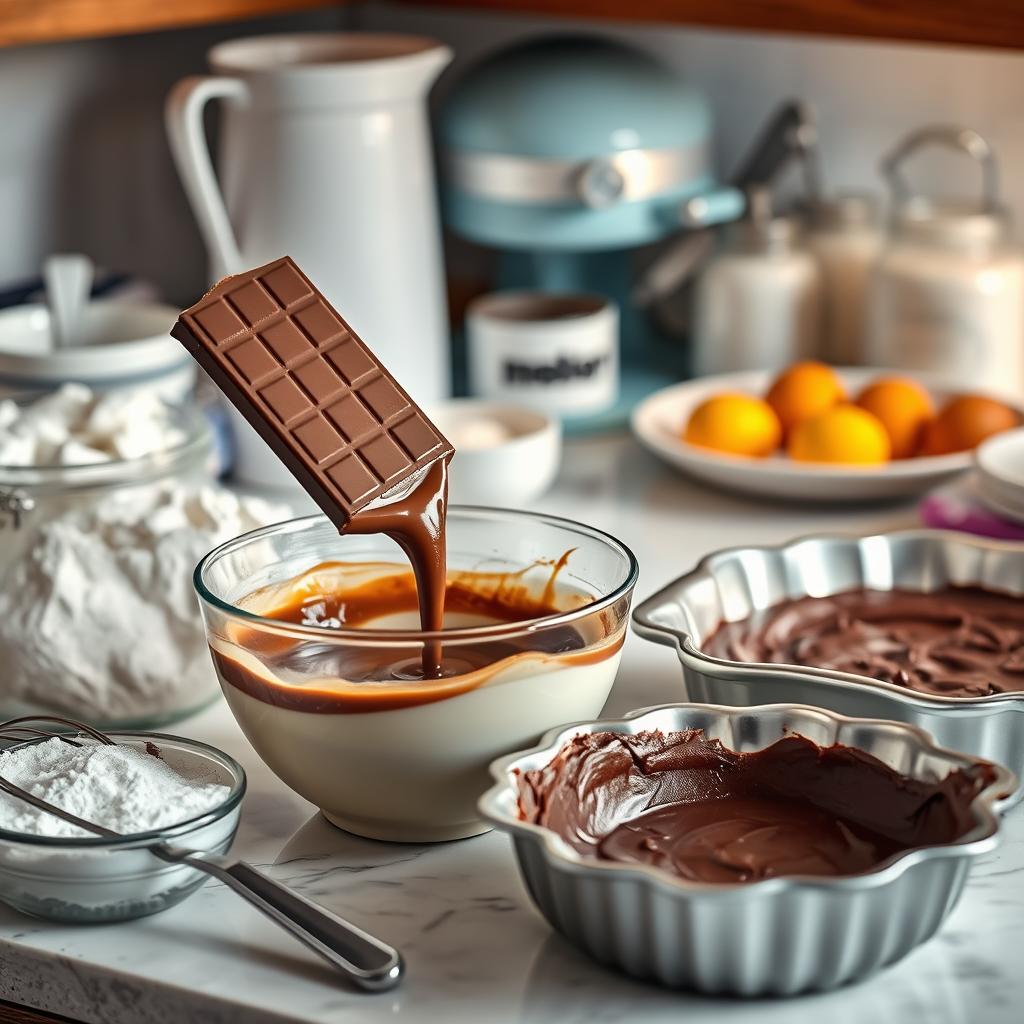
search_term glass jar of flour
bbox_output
[0,391,287,728]
[866,126,1024,396]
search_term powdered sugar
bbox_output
[0,737,230,838]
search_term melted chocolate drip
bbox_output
[704,586,1024,698]
[345,458,451,678]
[517,730,991,883]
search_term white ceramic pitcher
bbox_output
[166,33,453,482]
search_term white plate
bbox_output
[631,368,979,502]
[975,426,1024,522]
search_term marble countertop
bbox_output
[1,433,1022,1024]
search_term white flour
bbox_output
[0,737,229,838]
[0,483,289,723]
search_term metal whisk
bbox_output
[0,716,403,992]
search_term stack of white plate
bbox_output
[975,427,1024,523]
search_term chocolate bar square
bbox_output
[172,256,453,528]
[261,319,314,365]
[229,281,278,326]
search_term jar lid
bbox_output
[809,191,881,229]
[0,301,190,385]
[728,186,801,254]
[892,197,1008,249]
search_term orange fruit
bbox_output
[855,377,935,459]
[788,405,891,465]
[684,393,782,458]
[919,395,1020,456]
[765,362,846,436]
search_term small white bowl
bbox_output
[975,427,1024,522]
[428,399,561,507]
[0,300,194,403]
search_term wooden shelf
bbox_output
[401,0,1024,51]
[2,1,1022,55]
[0,0,342,47]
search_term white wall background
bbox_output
[1,3,1024,304]
[0,8,345,305]
[362,4,1024,217]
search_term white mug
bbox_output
[467,292,618,417]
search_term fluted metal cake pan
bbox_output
[480,703,1013,996]
[633,529,1024,798]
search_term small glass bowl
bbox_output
[195,508,638,842]
[0,733,246,923]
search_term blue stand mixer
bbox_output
[439,35,744,429]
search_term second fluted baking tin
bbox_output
[480,703,1013,996]
[633,530,1024,799]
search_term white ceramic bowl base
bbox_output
[0,301,194,402]
[219,648,622,842]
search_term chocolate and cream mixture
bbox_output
[517,730,992,883]
[704,586,1024,698]
[215,556,621,712]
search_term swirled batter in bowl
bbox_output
[515,729,990,883]
[703,586,1024,698]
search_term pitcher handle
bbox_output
[165,76,249,280]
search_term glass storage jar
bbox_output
[866,126,1024,395]
[0,408,225,728]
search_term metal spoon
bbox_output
[42,253,94,350]
[0,717,403,992]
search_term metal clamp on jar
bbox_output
[0,488,34,530]
[866,125,1024,396]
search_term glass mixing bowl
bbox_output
[195,509,638,842]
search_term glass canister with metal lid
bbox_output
[806,191,883,366]
[0,403,286,728]
[692,187,823,376]
[866,126,1024,395]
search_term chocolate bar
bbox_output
[172,257,453,528]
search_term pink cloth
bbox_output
[920,482,1024,541]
